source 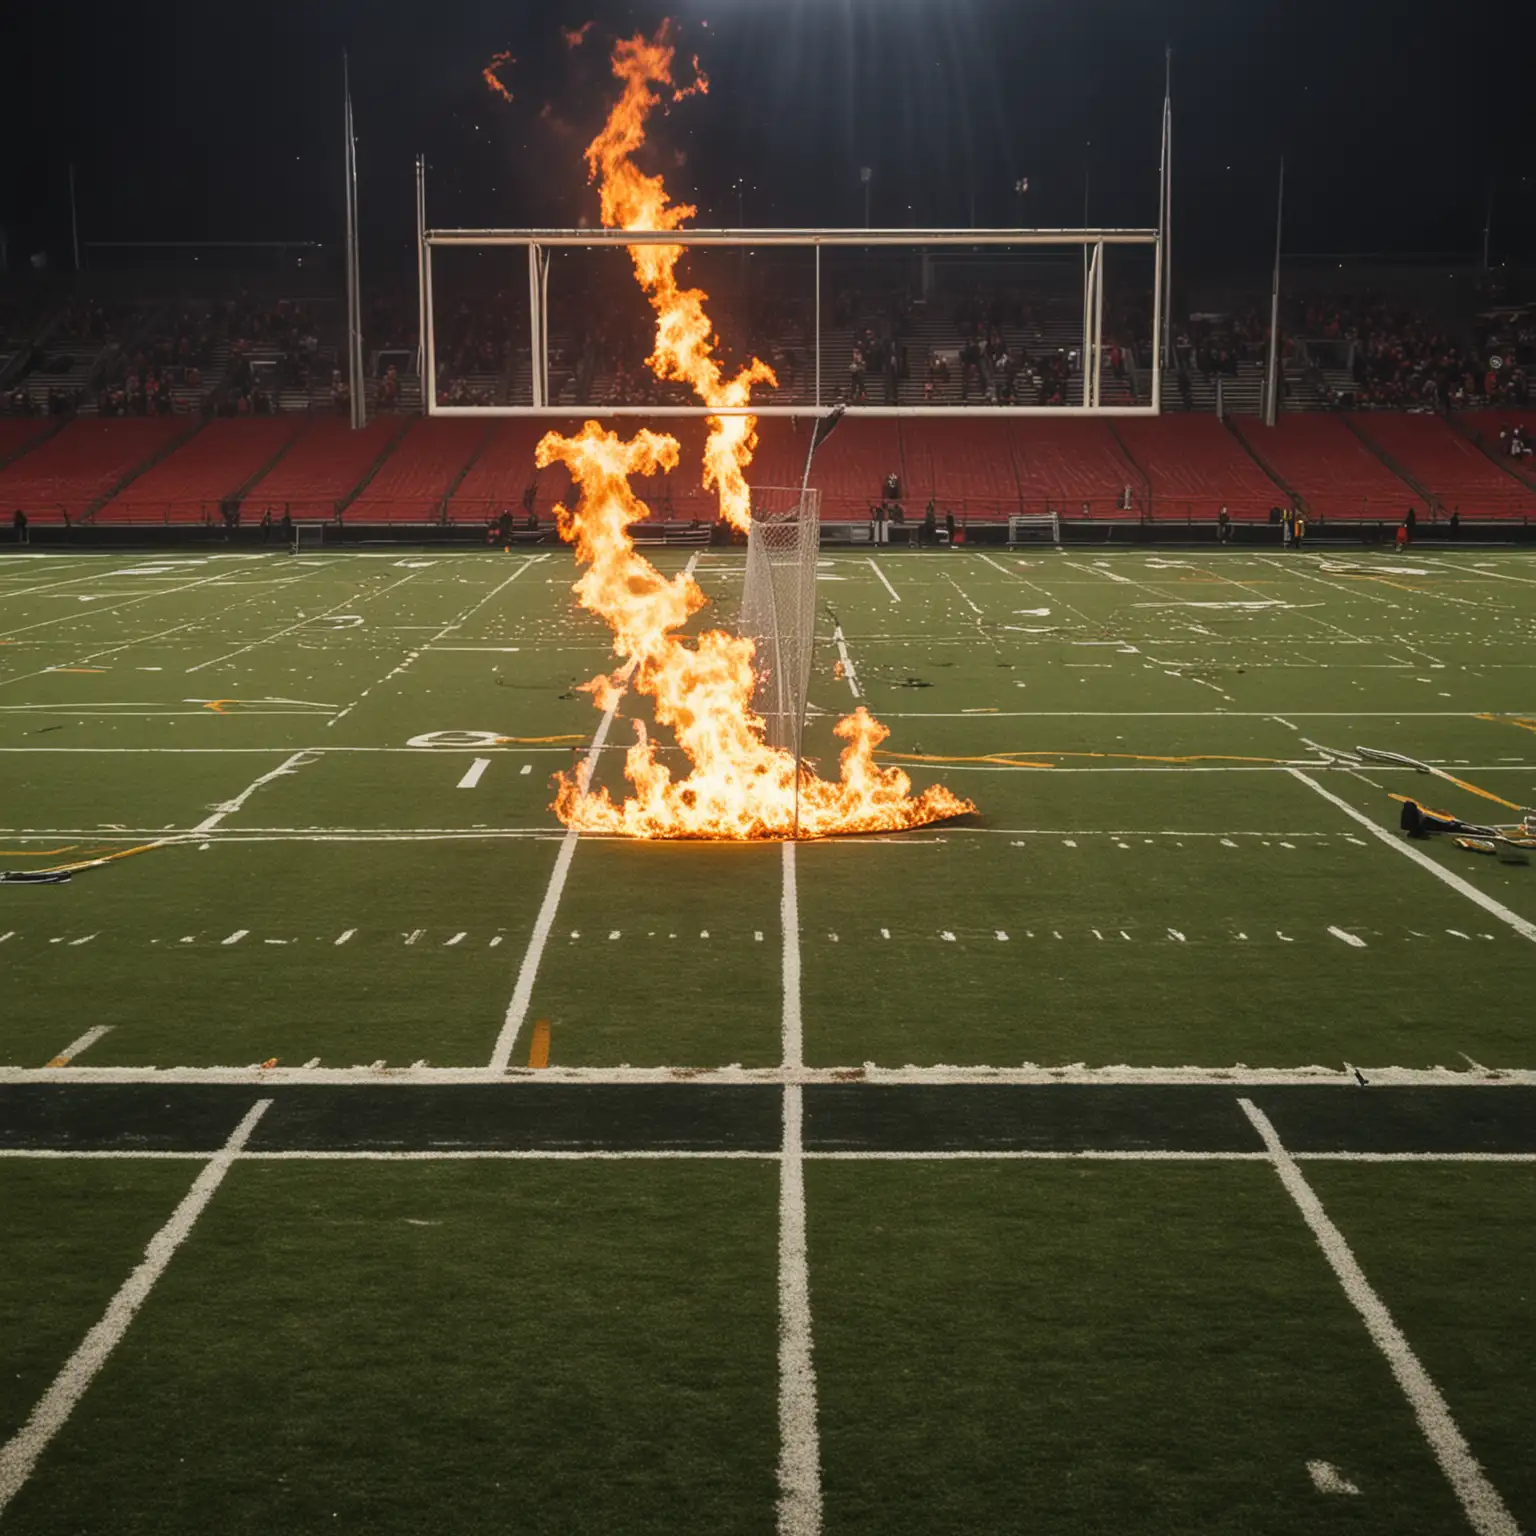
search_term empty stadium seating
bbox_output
[242,416,408,521]
[344,417,491,523]
[1010,420,1142,518]
[1350,415,1536,519]
[0,418,188,523]
[1229,415,1423,521]
[900,420,1020,520]
[98,417,306,524]
[1113,416,1279,521]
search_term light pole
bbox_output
[860,166,872,230]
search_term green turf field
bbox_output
[1,544,1532,1533]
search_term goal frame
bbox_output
[416,215,1166,420]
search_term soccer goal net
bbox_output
[740,486,821,753]
[1008,510,1061,547]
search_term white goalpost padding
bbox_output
[740,487,821,754]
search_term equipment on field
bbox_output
[740,485,820,754]
[1008,510,1061,547]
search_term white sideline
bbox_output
[1,1148,1534,1164]
[866,559,900,602]
[5,1063,1534,1088]
[0,1099,272,1516]
[1239,1100,1519,1536]
[1288,769,1536,944]
[777,841,822,1536]
[488,551,698,1073]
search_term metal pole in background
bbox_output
[527,244,544,409]
[343,56,364,429]
[414,155,427,403]
[1160,48,1173,383]
[1263,158,1285,428]
[68,163,81,271]
[814,243,821,408]
[1150,90,1168,413]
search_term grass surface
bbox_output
[2,544,1534,1532]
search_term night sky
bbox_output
[12,0,1534,279]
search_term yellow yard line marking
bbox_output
[528,1018,551,1070]
[878,750,1289,770]
[0,846,78,858]
[1478,713,1536,738]
[52,668,107,674]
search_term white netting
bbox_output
[740,486,821,753]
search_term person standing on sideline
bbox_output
[1217,506,1231,545]
[944,508,956,546]
[1293,510,1306,551]
[1404,505,1417,544]
[923,499,937,548]
[1281,508,1293,549]
[12,509,27,545]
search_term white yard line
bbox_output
[6,1063,1534,1088]
[1239,1100,1519,1536]
[327,557,546,728]
[184,569,424,674]
[830,626,861,699]
[44,1025,113,1068]
[1288,769,1536,944]
[0,570,258,643]
[1,1147,1533,1164]
[0,1099,272,1517]
[457,758,491,790]
[776,840,822,1536]
[192,752,317,835]
[866,559,900,602]
[487,552,697,1072]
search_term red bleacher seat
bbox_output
[243,416,408,521]
[449,419,572,525]
[0,418,187,523]
[1352,415,1536,519]
[0,418,55,467]
[1114,416,1279,521]
[346,418,491,523]
[1010,420,1139,518]
[1231,415,1423,521]
[900,420,1019,520]
[97,417,306,525]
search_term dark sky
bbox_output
[12,0,1535,280]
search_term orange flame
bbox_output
[537,26,974,840]
[482,50,515,102]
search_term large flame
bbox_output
[540,25,973,840]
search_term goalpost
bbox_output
[416,225,1166,419]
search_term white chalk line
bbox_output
[183,568,424,674]
[457,758,491,790]
[487,551,699,1073]
[1239,1100,1519,1536]
[192,752,318,836]
[43,1025,113,1068]
[1288,770,1536,944]
[5,1063,1533,1087]
[866,559,901,602]
[777,838,822,1535]
[830,625,860,699]
[0,1099,272,1516]
[1,1148,1532,1164]
[326,556,548,728]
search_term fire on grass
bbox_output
[528,25,972,840]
